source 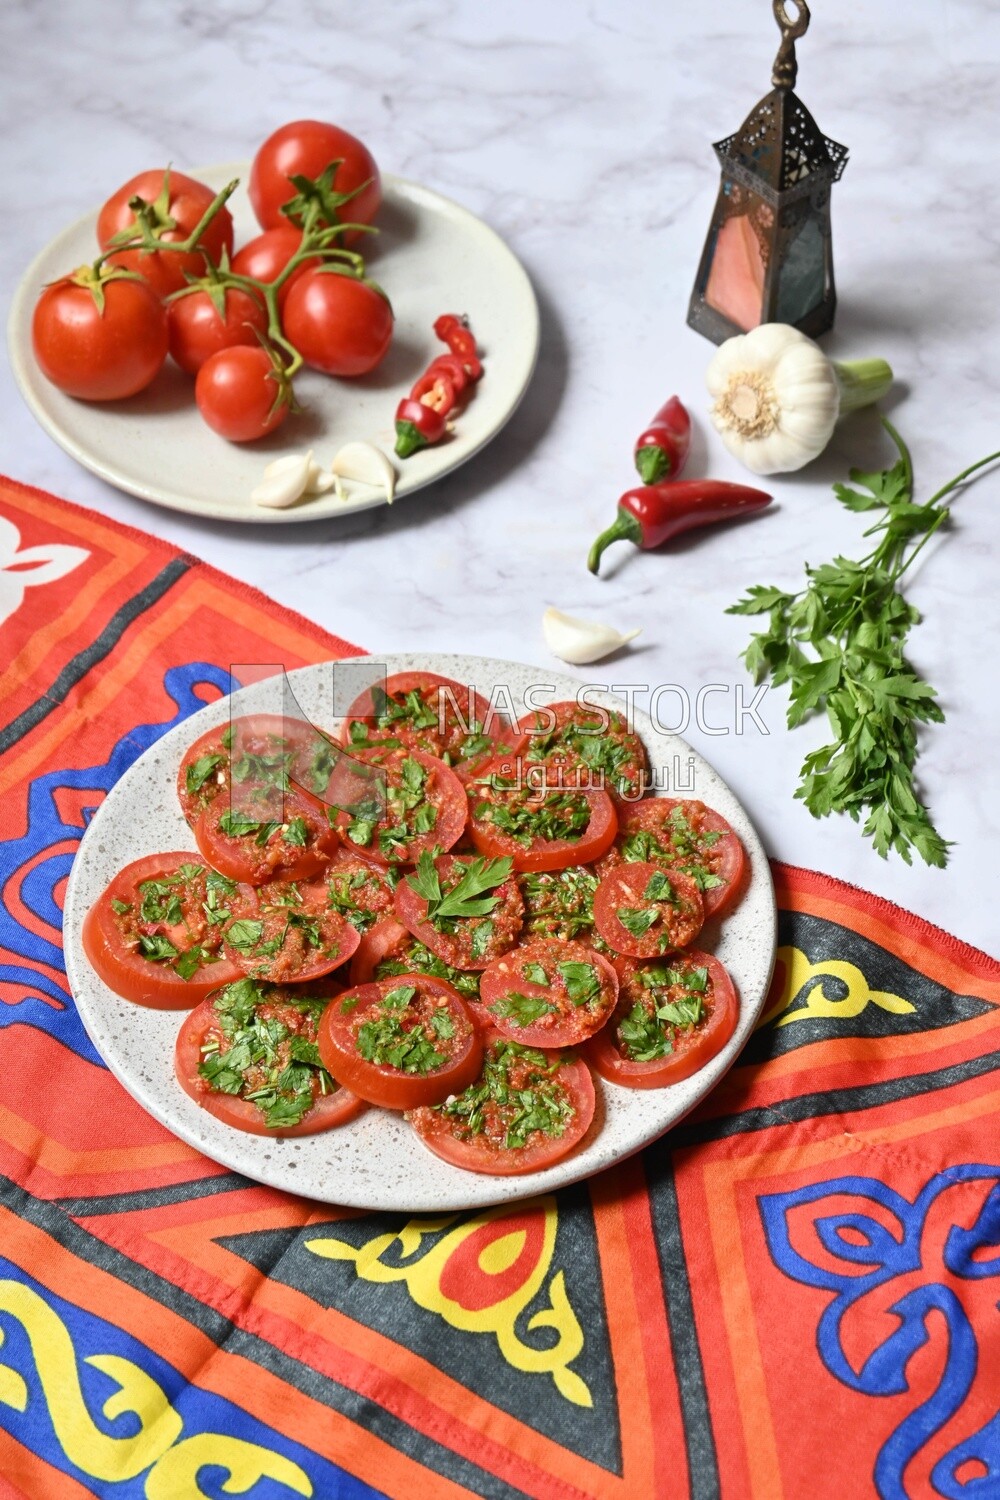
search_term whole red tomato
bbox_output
[32,274,168,400]
[248,120,381,238]
[282,271,393,377]
[167,286,268,375]
[97,168,235,299]
[195,346,290,443]
[230,227,321,310]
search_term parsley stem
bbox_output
[924,449,1000,509]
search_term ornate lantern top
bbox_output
[713,2,847,205]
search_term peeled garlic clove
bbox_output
[262,450,335,496]
[306,469,336,494]
[251,451,314,509]
[542,606,641,665]
[330,442,397,504]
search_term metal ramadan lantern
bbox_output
[687,0,848,344]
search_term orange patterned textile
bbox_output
[1,475,999,1500]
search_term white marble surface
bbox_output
[1,0,997,953]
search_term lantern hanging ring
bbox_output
[771,0,810,89]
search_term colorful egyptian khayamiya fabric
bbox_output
[1,474,999,1500]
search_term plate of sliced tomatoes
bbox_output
[62,654,776,1211]
[8,135,539,523]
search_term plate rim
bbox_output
[62,652,777,1211]
[7,166,540,525]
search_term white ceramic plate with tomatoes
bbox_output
[62,654,777,1212]
[7,166,539,524]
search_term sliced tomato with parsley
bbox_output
[467,756,617,872]
[479,938,618,1047]
[174,978,365,1135]
[608,798,746,918]
[221,876,359,982]
[177,713,338,827]
[518,701,649,803]
[593,862,704,957]
[408,1027,596,1176]
[349,917,483,1008]
[324,847,396,934]
[194,781,337,884]
[394,850,524,970]
[331,746,467,867]
[83,853,242,1008]
[318,974,482,1109]
[518,865,603,945]
[586,951,738,1089]
[340,671,523,782]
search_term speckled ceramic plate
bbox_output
[63,654,776,1211]
[8,165,539,523]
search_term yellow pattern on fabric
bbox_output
[306,1196,593,1407]
[0,1280,314,1495]
[759,945,916,1029]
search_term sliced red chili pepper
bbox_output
[426,353,473,394]
[410,369,457,414]
[394,397,448,458]
[587,479,772,575]
[634,396,692,484]
[433,313,483,378]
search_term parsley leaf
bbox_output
[489,991,557,1026]
[406,850,513,926]
[729,419,1000,866]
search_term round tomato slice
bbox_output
[609,798,746,919]
[175,980,365,1135]
[593,862,703,957]
[479,938,618,1047]
[518,701,649,803]
[194,781,337,885]
[318,975,482,1109]
[340,671,523,782]
[586,951,738,1089]
[324,847,396,934]
[348,917,483,1010]
[331,747,467,868]
[394,851,524,970]
[177,713,339,827]
[82,853,242,1008]
[221,876,360,982]
[467,756,617,872]
[408,1027,596,1176]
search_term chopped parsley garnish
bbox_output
[354,984,452,1073]
[283,816,309,847]
[470,920,494,960]
[406,850,513,929]
[225,919,264,954]
[185,753,224,795]
[616,905,660,938]
[489,991,558,1026]
[474,780,591,848]
[375,943,481,1001]
[110,898,131,916]
[643,870,676,904]
[198,979,335,1127]
[520,866,599,941]
[327,869,383,932]
[437,1040,573,1148]
[557,960,601,1008]
[522,961,550,986]
[617,964,710,1061]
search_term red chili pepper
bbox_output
[433,313,483,378]
[634,396,692,484]
[394,397,448,458]
[587,479,772,575]
[425,352,473,395]
[410,369,457,414]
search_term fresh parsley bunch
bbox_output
[729,420,999,867]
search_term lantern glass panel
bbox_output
[775,216,825,324]
[703,183,774,332]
